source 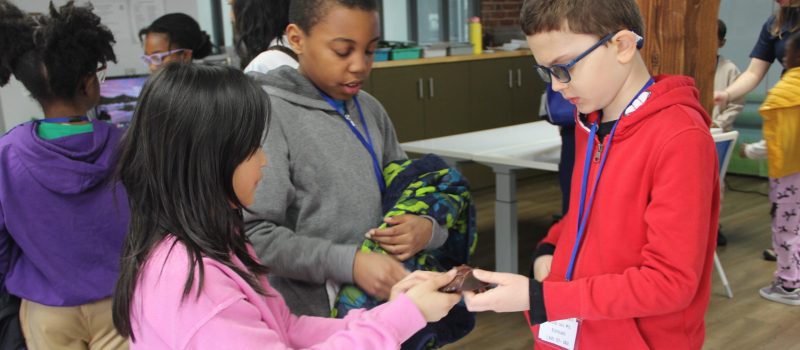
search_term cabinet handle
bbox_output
[508,70,513,88]
[418,78,423,99]
[517,69,522,87]
[429,78,435,99]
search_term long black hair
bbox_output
[0,0,115,104]
[112,63,270,340]
[232,0,292,69]
[139,13,213,59]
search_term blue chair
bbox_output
[713,130,739,298]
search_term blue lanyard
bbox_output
[565,78,655,281]
[38,116,90,123]
[318,90,387,194]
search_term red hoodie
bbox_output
[533,75,720,349]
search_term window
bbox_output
[382,0,479,44]
[200,0,480,51]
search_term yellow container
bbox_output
[469,17,482,54]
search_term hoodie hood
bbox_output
[580,75,711,141]
[253,66,343,113]
[0,118,129,306]
[761,67,800,111]
[10,119,122,194]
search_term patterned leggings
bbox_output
[770,175,800,289]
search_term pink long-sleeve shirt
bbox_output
[129,237,426,349]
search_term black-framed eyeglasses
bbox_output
[533,33,614,84]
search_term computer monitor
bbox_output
[95,74,149,126]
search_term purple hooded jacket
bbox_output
[0,120,128,306]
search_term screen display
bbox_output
[95,75,148,126]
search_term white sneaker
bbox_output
[759,281,800,306]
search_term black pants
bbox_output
[0,286,25,350]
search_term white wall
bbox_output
[718,0,783,97]
[0,0,199,132]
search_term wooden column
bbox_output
[636,0,720,114]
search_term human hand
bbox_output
[739,143,749,158]
[439,265,490,293]
[713,90,729,106]
[353,251,408,300]
[533,255,553,282]
[367,215,433,261]
[463,269,530,313]
[391,269,461,322]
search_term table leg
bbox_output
[494,167,518,273]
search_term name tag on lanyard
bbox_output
[539,318,579,350]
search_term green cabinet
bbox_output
[365,54,547,189]
[369,62,471,141]
[468,59,515,130]
[361,76,373,94]
[368,66,426,142]
[468,56,544,130]
[369,55,545,142]
[509,56,544,124]
[421,62,471,138]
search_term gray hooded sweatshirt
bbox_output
[244,67,408,316]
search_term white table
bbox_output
[402,121,562,273]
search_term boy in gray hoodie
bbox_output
[245,0,448,317]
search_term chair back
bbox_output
[713,130,739,184]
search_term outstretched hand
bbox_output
[463,269,530,313]
[392,270,462,322]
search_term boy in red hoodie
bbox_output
[463,0,720,349]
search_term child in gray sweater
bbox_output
[244,0,448,317]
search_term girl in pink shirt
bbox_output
[111,63,460,349]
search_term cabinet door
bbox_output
[361,75,373,94]
[510,56,545,125]
[369,67,426,142]
[421,62,471,138]
[468,58,515,131]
